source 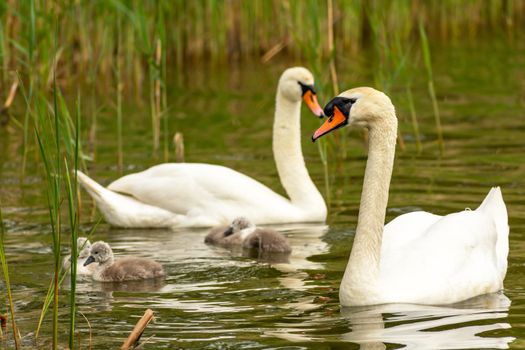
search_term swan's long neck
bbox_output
[273,92,325,215]
[341,111,397,303]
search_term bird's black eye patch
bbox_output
[298,82,316,96]
[323,97,355,117]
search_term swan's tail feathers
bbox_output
[76,170,107,202]
[77,171,179,228]
[477,187,509,280]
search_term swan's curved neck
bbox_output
[273,93,325,214]
[341,113,397,301]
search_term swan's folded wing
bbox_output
[381,208,504,303]
[108,163,293,217]
[383,211,442,252]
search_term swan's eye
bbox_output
[94,251,98,255]
[298,81,316,95]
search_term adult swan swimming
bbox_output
[312,87,509,306]
[77,67,327,228]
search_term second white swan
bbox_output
[313,87,509,306]
[78,67,327,228]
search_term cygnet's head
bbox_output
[230,217,253,231]
[84,241,113,266]
[204,217,254,247]
[278,67,324,117]
[220,216,255,239]
[77,237,92,259]
[312,87,395,141]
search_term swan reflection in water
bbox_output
[272,292,514,349]
[342,293,514,349]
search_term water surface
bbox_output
[0,38,524,349]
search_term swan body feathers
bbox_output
[314,87,509,306]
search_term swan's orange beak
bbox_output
[312,106,347,141]
[303,90,324,117]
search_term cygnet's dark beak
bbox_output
[84,255,96,266]
[223,226,234,237]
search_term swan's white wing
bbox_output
[379,188,508,304]
[382,211,442,253]
[108,163,300,223]
[476,187,509,278]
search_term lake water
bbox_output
[0,37,524,349]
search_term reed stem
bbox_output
[116,12,124,174]
[419,21,444,155]
[0,204,20,349]
[406,86,422,153]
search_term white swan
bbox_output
[78,67,327,228]
[312,87,509,306]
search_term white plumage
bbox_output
[314,87,509,306]
[378,187,508,304]
[78,67,326,228]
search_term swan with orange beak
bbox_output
[311,88,508,307]
[76,67,328,228]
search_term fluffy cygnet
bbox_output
[204,222,243,247]
[84,241,165,282]
[205,217,292,253]
[62,237,96,275]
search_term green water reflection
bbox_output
[0,38,524,349]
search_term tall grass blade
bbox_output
[35,219,101,339]
[65,159,77,349]
[0,205,20,349]
[67,94,81,349]
[419,20,444,155]
[406,87,422,153]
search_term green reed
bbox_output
[34,87,83,349]
[0,205,20,349]
[1,0,523,172]
[30,27,86,346]
[116,12,124,174]
[34,61,62,349]
[367,2,417,152]
[65,94,81,349]
[419,21,444,155]
[2,0,523,93]
[0,21,6,85]
[406,86,422,153]
[35,219,100,342]
[20,0,36,176]
[157,5,170,162]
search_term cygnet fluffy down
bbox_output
[205,217,291,253]
[62,237,96,275]
[84,241,165,282]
